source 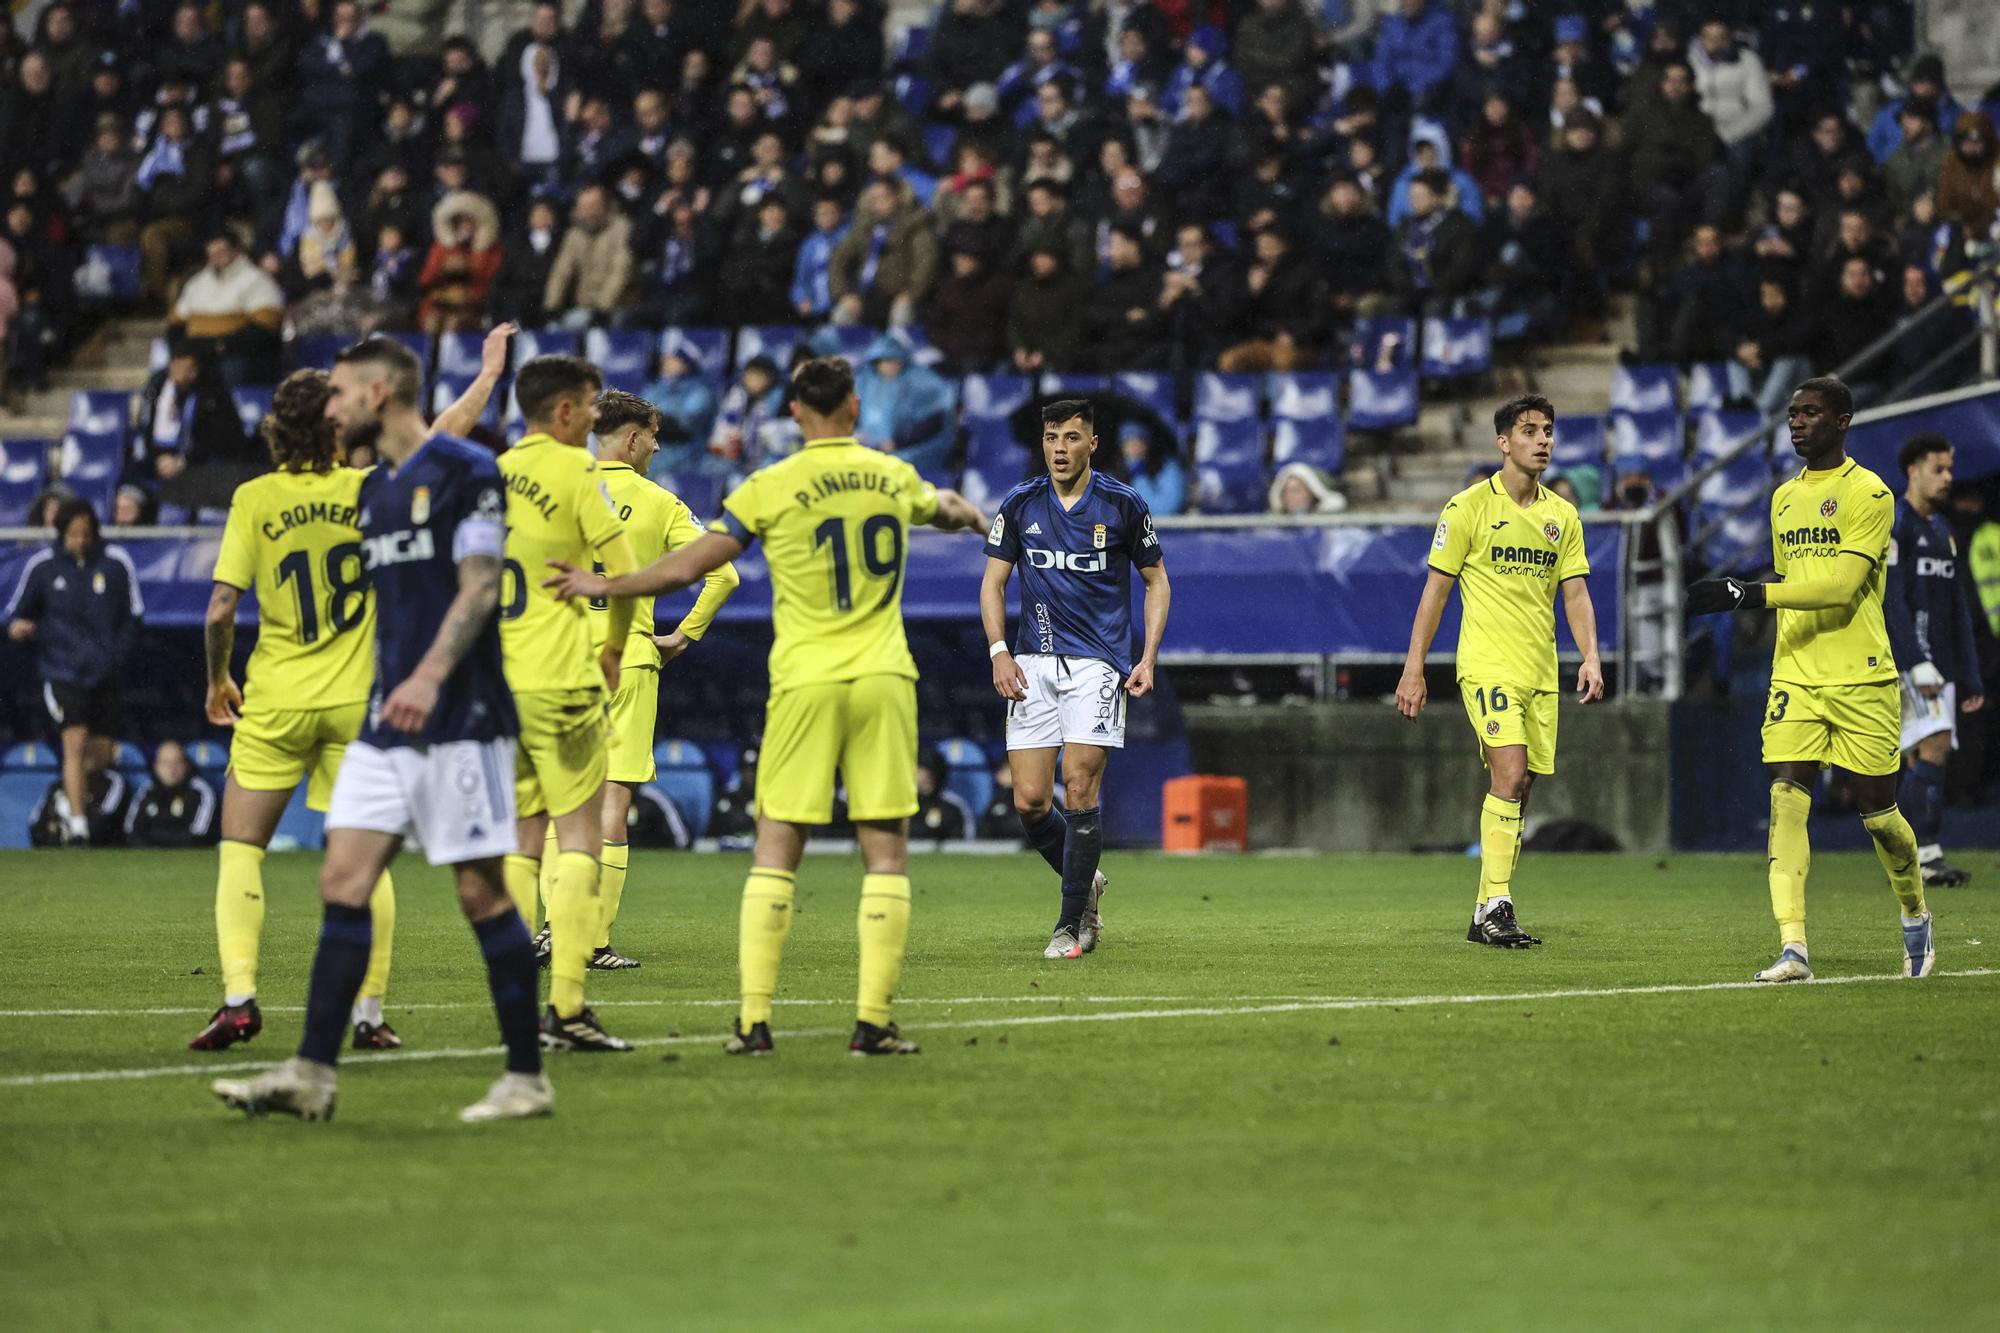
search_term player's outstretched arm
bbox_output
[546,531,745,601]
[429,322,517,438]
[1127,561,1171,698]
[592,530,641,695]
[203,582,244,725]
[1560,575,1605,703]
[382,553,502,735]
[1396,569,1456,719]
[926,488,986,533]
[1686,550,1874,616]
[981,556,1027,701]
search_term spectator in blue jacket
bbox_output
[790,194,850,320]
[296,2,390,170]
[643,344,721,477]
[1867,55,1964,164]
[1118,421,1186,517]
[1385,132,1485,226]
[1369,0,1459,118]
[1162,26,1244,119]
[5,498,143,846]
[855,333,957,474]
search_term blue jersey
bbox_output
[985,472,1162,675]
[356,434,518,749]
[1885,500,1983,691]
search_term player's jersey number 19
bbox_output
[813,514,904,613]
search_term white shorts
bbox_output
[1900,677,1957,751]
[326,738,519,866]
[1005,654,1127,751]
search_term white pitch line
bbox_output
[0,995,1333,1020]
[2,968,1991,1090]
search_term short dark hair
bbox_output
[1897,432,1951,476]
[790,356,855,415]
[595,389,659,439]
[514,354,603,424]
[1794,375,1854,418]
[1041,399,1094,431]
[53,496,99,541]
[334,336,423,407]
[1414,168,1451,196]
[1494,394,1556,435]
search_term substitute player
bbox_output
[544,357,984,1056]
[533,389,739,969]
[190,323,512,1052]
[1396,395,1603,948]
[497,354,641,1052]
[1885,434,1985,888]
[982,399,1170,960]
[212,337,548,1124]
[1686,377,1935,981]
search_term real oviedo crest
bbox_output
[412,486,431,524]
[1820,498,1838,518]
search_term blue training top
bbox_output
[1885,500,1983,691]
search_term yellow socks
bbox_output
[598,842,629,950]
[547,849,600,1018]
[1476,793,1523,911]
[1862,804,1928,920]
[1768,781,1812,948]
[738,867,797,1026]
[215,839,267,1002]
[502,854,541,933]
[540,825,559,919]
[360,870,395,1001]
[856,873,912,1027]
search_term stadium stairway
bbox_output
[0,316,160,446]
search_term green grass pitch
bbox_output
[2,848,1997,1330]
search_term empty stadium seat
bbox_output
[434,330,488,379]
[1610,363,1678,414]
[1610,410,1684,461]
[1346,368,1419,431]
[75,243,140,304]
[585,328,656,391]
[1269,418,1344,474]
[1266,372,1340,421]
[1192,418,1263,465]
[893,23,930,64]
[1193,373,1261,423]
[58,431,123,514]
[292,334,347,372]
[67,390,130,441]
[652,738,715,836]
[1,742,59,770]
[1552,416,1607,470]
[148,336,172,374]
[1349,316,1415,369]
[1038,372,1107,398]
[1693,411,1762,460]
[1195,461,1267,514]
[664,327,731,374]
[0,438,50,525]
[935,737,993,816]
[1614,450,1686,492]
[1685,362,1731,413]
[231,386,274,438]
[734,325,802,372]
[0,774,45,848]
[155,502,191,525]
[898,326,945,367]
[1112,372,1179,423]
[922,123,957,171]
[1419,316,1494,379]
[960,373,1033,422]
[183,739,231,783]
[962,417,1024,472]
[1691,502,1768,574]
[513,328,580,364]
[431,375,502,431]
[656,472,724,522]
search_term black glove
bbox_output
[1686,577,1766,616]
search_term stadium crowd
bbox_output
[2,0,1999,520]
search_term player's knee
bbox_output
[1063,775,1100,810]
[1014,786,1053,818]
[318,859,375,907]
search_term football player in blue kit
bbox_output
[1885,434,1986,888]
[981,400,1171,959]
[212,337,550,1125]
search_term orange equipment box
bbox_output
[1162,775,1248,853]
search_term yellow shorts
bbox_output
[1459,681,1557,776]
[1761,678,1900,777]
[758,674,918,825]
[514,686,608,818]
[606,665,659,785]
[228,701,368,812]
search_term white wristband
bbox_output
[989,641,1009,659]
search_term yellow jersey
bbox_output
[1428,475,1589,693]
[497,433,635,694]
[1769,460,1896,686]
[591,462,736,669]
[713,436,938,691]
[212,466,374,712]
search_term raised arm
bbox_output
[430,323,516,438]
[204,583,244,725]
[1396,568,1457,719]
[926,487,985,533]
[380,553,502,735]
[982,555,1026,701]
[1560,575,1604,703]
[546,530,745,602]
[1127,561,1171,698]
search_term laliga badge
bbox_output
[1093,523,1107,550]
[411,486,431,524]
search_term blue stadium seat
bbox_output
[1193,373,1261,423]
[0,472,38,526]
[0,438,50,525]
[1112,372,1179,423]
[514,328,580,364]
[67,390,130,441]
[1191,418,1264,467]
[962,417,1024,472]
[1418,316,1494,379]
[292,334,347,372]
[1348,316,1415,368]
[0,774,46,848]
[652,738,714,836]
[898,326,946,367]
[922,123,958,172]
[656,472,724,522]
[112,741,147,771]
[76,244,140,304]
[1194,461,1268,514]
[894,23,930,65]
[1345,368,1419,431]
[935,737,992,816]
[59,431,123,514]
[916,464,959,492]
[961,373,1033,422]
[664,327,730,376]
[1697,447,1769,506]
[1693,410,1762,461]
[273,783,324,851]
[232,386,274,438]
[894,71,931,117]
[586,328,656,391]
[155,502,191,524]
[1610,410,1684,461]
[1610,363,1678,414]
[1685,362,1731,413]
[1552,415,1607,470]
[2,742,60,770]
[1692,502,1768,573]
[149,336,172,374]
[434,330,488,380]
[183,739,231,784]
[430,375,503,431]
[734,325,802,373]
[1038,372,1107,398]
[1269,418,1344,474]
[1266,372,1340,421]
[820,325,882,368]
[1615,451,1686,492]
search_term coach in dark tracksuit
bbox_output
[4,499,144,846]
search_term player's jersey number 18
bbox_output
[276,542,368,644]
